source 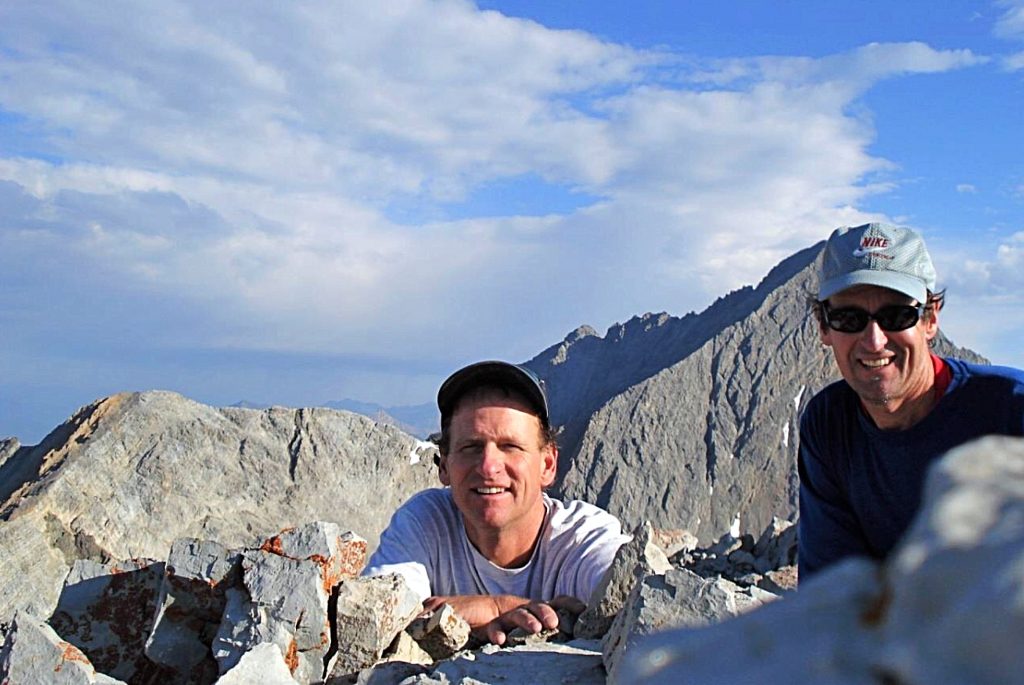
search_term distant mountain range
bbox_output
[230,399,438,438]
[322,400,439,438]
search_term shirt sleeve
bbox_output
[797,406,871,580]
[551,503,631,602]
[574,521,630,601]
[361,499,434,601]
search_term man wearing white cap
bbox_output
[363,360,630,644]
[798,223,1024,579]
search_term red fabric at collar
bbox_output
[932,353,952,400]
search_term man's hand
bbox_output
[425,594,585,646]
[422,594,527,632]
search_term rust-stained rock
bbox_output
[214,642,298,684]
[0,611,127,684]
[50,558,175,682]
[145,538,241,684]
[212,522,364,682]
[213,548,332,683]
[260,522,367,592]
[326,574,422,679]
[759,565,798,594]
[406,603,471,661]
[651,528,698,558]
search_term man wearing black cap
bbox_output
[799,223,1024,579]
[363,360,629,644]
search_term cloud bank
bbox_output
[0,0,1016,439]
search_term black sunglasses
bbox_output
[822,301,925,333]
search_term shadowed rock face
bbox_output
[527,243,984,542]
[0,391,439,623]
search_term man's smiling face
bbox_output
[439,388,557,563]
[820,284,938,425]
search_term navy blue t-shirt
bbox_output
[798,358,1024,579]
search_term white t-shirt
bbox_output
[362,488,630,602]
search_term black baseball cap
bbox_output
[437,360,550,427]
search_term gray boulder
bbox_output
[619,435,1024,684]
[0,611,127,684]
[219,550,330,682]
[576,521,671,639]
[0,390,438,623]
[213,523,366,682]
[214,642,298,684]
[145,538,241,682]
[327,574,423,679]
[602,567,772,681]
[50,558,172,682]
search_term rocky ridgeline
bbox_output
[0,514,800,683]
[0,391,439,623]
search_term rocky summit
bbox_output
[0,391,439,623]
[4,434,1019,685]
[0,514,799,683]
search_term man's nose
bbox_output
[860,320,888,350]
[477,443,505,476]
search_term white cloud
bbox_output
[956,183,978,193]
[0,1,997,376]
[942,232,1024,297]
[994,0,1024,39]
[693,42,985,96]
[1003,50,1024,70]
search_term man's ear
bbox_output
[540,444,558,488]
[437,453,451,486]
[819,322,833,347]
[922,305,940,342]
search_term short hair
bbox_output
[436,384,558,457]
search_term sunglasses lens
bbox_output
[826,308,868,333]
[875,305,920,331]
[824,304,921,333]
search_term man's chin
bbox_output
[463,504,511,528]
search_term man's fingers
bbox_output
[481,600,574,645]
[504,603,556,632]
[524,602,559,630]
[486,623,507,646]
[420,596,446,617]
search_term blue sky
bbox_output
[2,0,1023,443]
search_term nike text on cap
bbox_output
[437,360,550,428]
[818,223,937,304]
